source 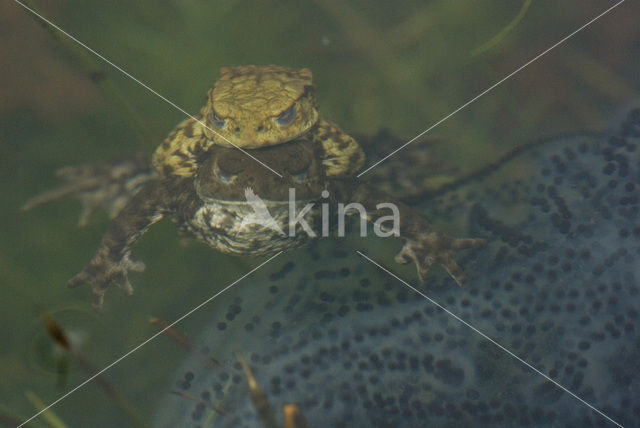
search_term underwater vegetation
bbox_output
[155,107,640,427]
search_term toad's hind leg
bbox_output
[22,153,155,226]
[68,182,169,309]
[395,233,486,286]
[330,179,485,286]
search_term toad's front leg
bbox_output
[68,181,170,309]
[329,179,485,286]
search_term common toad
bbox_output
[25,66,484,308]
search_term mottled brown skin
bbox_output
[25,66,484,308]
[27,144,483,308]
[152,65,364,178]
[64,139,329,308]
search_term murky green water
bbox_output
[1,1,638,427]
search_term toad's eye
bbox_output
[291,168,308,183]
[208,111,226,129]
[276,104,297,126]
[215,164,237,183]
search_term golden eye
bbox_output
[208,111,226,129]
[275,104,297,126]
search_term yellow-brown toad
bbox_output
[152,65,364,178]
[25,65,484,309]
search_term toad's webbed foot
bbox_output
[65,181,169,309]
[68,252,146,310]
[328,178,485,286]
[22,154,154,226]
[395,232,486,286]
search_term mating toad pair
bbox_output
[26,65,483,308]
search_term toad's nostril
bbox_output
[234,127,240,133]
[257,125,264,132]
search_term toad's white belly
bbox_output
[181,199,321,255]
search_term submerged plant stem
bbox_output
[471,0,533,56]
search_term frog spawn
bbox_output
[155,108,640,427]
